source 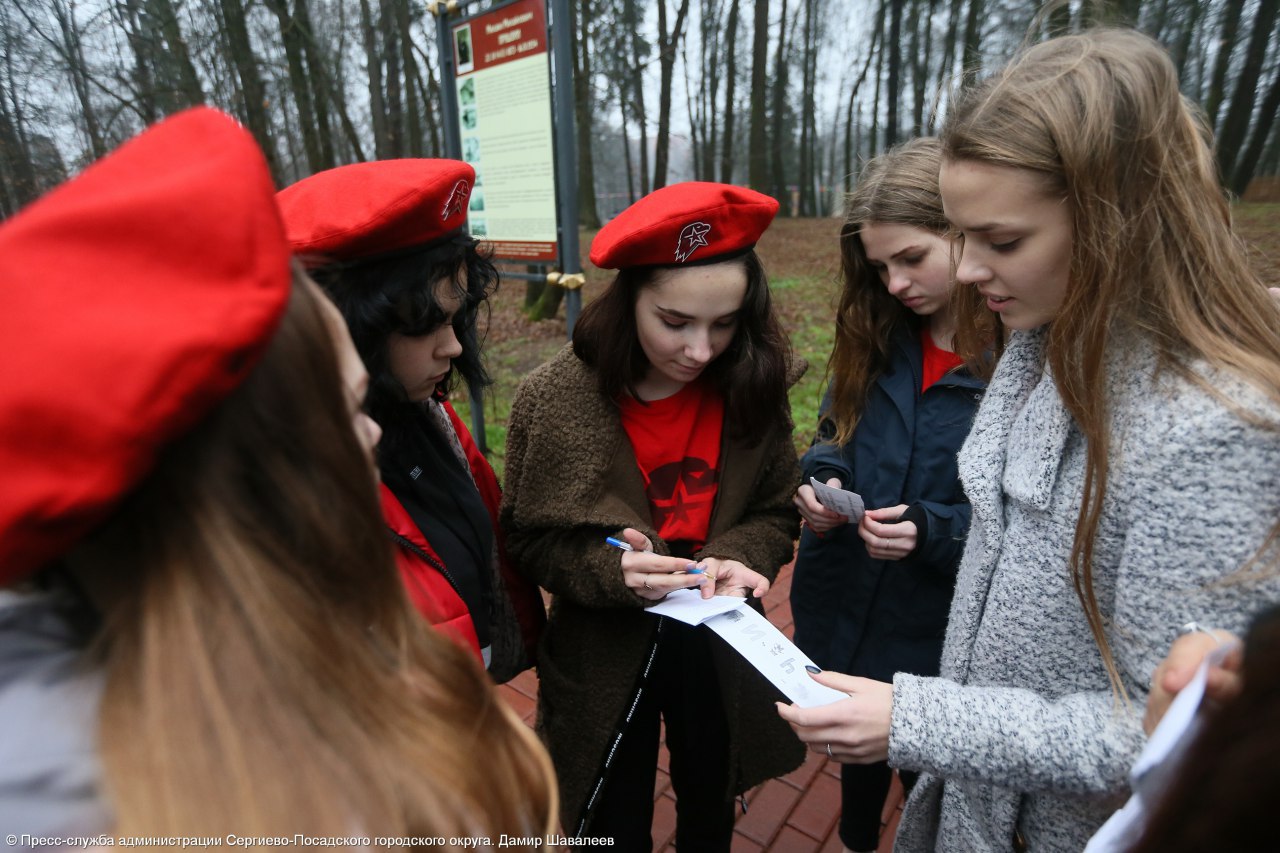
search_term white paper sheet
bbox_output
[647,588,749,625]
[810,477,866,522]
[1084,640,1239,852]
[703,604,848,708]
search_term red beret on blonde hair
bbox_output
[0,107,291,584]
[277,159,475,262]
[589,181,778,270]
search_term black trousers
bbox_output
[839,761,918,852]
[587,620,736,852]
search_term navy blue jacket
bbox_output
[791,330,985,681]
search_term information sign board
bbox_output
[452,0,559,262]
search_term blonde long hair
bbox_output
[74,275,556,843]
[827,137,993,445]
[942,29,1280,697]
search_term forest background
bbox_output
[2,0,1278,466]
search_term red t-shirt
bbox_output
[618,381,724,549]
[921,330,963,392]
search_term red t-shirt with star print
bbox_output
[618,380,724,551]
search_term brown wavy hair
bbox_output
[827,137,994,445]
[942,29,1280,699]
[71,271,556,843]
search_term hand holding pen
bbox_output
[607,528,771,601]
[607,527,708,602]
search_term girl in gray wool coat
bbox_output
[777,29,1280,853]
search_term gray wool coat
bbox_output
[888,328,1280,852]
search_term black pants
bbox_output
[839,761,918,852]
[587,620,736,852]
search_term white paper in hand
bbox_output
[647,588,749,626]
[810,477,866,522]
[704,605,847,708]
[1084,640,1239,852]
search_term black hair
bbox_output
[572,250,792,446]
[309,233,497,452]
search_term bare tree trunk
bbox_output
[292,0,334,167]
[960,0,983,83]
[1169,0,1204,80]
[624,0,649,194]
[1217,0,1279,187]
[218,0,279,176]
[684,40,703,178]
[798,0,816,214]
[770,0,790,202]
[574,0,601,226]
[934,0,962,98]
[0,66,39,214]
[413,43,442,156]
[51,0,106,159]
[1232,53,1280,194]
[870,15,884,158]
[265,0,324,172]
[116,0,158,123]
[146,0,205,110]
[360,0,391,158]
[1203,0,1245,128]
[380,0,404,157]
[619,87,636,202]
[720,0,741,182]
[652,0,691,190]
[885,0,903,147]
[401,0,426,156]
[748,0,769,191]
[843,0,881,191]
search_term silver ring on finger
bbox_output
[826,743,833,759]
[643,577,651,590]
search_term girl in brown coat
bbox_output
[501,183,806,850]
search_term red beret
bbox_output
[277,159,474,261]
[589,181,779,270]
[0,107,291,584]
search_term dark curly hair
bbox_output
[308,233,497,451]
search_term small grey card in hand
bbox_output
[809,477,866,522]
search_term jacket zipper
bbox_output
[386,528,464,600]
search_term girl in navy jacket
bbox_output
[790,138,992,853]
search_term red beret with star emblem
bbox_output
[277,159,474,263]
[0,107,291,584]
[589,181,779,270]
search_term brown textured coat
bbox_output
[500,343,807,831]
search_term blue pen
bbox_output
[604,536,634,552]
[604,537,705,573]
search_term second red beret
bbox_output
[278,159,475,262]
[590,182,779,270]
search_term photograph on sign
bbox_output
[454,25,474,74]
[452,0,558,263]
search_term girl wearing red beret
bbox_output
[0,110,554,842]
[501,183,805,850]
[277,161,544,683]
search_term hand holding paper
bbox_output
[808,477,866,523]
[775,672,893,763]
[648,590,846,708]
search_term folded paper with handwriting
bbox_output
[810,477,866,521]
[649,590,847,707]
